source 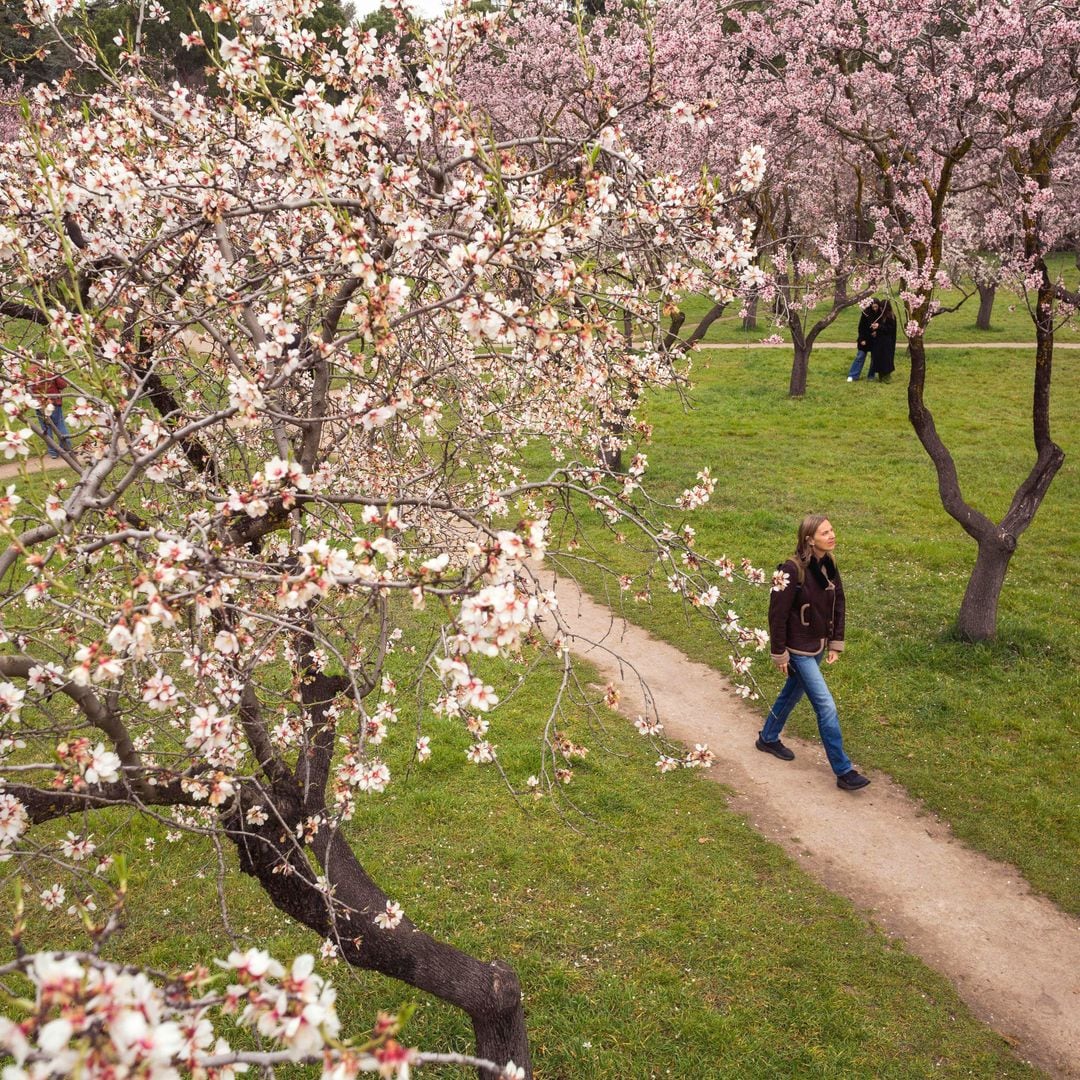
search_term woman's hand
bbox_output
[826,650,839,664]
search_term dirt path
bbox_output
[0,455,69,481]
[553,579,1080,1079]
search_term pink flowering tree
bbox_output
[458,0,766,353]
[461,1,889,393]
[0,0,770,1074]
[648,4,888,390]
[633,1,892,393]
[0,75,28,144]
[743,144,882,396]
[745,0,1080,639]
[455,0,769,462]
[0,947,532,1078]
[941,169,1007,332]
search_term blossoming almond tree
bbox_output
[0,946,533,1078]
[460,0,887,390]
[0,0,769,1073]
[1,76,27,145]
[739,143,882,396]
[656,4,887,393]
[744,0,1080,639]
[454,0,776,449]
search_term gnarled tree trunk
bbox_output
[975,283,996,331]
[907,286,1064,641]
[229,798,532,1075]
[682,300,727,349]
[226,657,534,1076]
[788,333,810,397]
[785,293,868,399]
[741,293,758,331]
[957,533,1015,642]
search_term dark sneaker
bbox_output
[837,770,870,791]
[755,736,795,761]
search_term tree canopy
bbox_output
[0,1,765,1074]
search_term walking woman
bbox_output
[867,299,897,382]
[756,515,870,791]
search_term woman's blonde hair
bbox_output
[794,513,830,570]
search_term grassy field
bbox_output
[5,330,1074,1077]
[570,343,1079,918]
[20,657,1035,1078]
[674,254,1080,347]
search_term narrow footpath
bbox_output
[553,578,1080,1079]
[0,455,68,480]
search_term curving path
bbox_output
[552,577,1080,1079]
[0,455,69,480]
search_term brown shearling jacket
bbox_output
[768,554,846,666]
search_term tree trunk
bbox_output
[741,294,758,331]
[316,830,533,1075]
[788,340,810,397]
[228,783,533,1076]
[956,534,1014,641]
[907,304,1064,641]
[833,271,849,307]
[975,283,996,330]
[662,309,685,352]
[599,429,623,472]
[682,300,727,349]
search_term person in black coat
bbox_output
[867,300,897,382]
[846,297,880,381]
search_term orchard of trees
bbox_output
[461,0,1079,641]
[0,0,1076,1076]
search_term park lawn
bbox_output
[2,346,1069,1077]
[569,343,1079,916]
[674,252,1080,347]
[18,654,1034,1079]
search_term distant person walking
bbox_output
[846,297,880,381]
[756,514,870,791]
[867,299,897,382]
[29,363,72,458]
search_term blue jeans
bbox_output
[36,405,71,457]
[760,651,853,776]
[847,349,867,379]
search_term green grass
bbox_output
[570,344,1079,917]
[674,254,1080,347]
[5,336,1072,1075]
[15,659,1034,1078]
